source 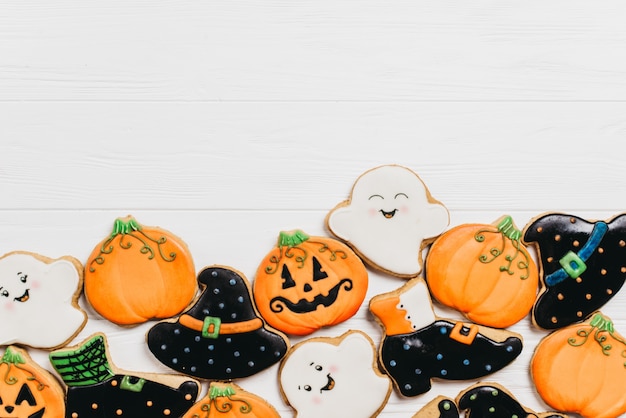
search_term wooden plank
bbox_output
[1,1,626,101]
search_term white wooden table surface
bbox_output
[3,1,626,416]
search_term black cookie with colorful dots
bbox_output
[147,265,289,380]
[523,213,626,329]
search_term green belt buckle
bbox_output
[559,251,587,279]
[202,316,221,339]
[120,375,146,392]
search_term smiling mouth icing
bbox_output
[321,374,335,392]
[14,289,30,302]
[379,209,398,219]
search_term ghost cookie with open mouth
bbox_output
[279,330,392,418]
[326,165,449,278]
[0,251,87,350]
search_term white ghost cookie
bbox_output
[326,165,449,277]
[279,330,391,418]
[0,251,87,349]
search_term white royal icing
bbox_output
[328,165,449,276]
[0,253,86,348]
[398,279,436,331]
[280,331,391,418]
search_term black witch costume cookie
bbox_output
[369,279,523,397]
[49,333,198,418]
[457,382,568,418]
[523,213,626,329]
[147,265,289,380]
[412,396,459,418]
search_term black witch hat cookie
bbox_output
[457,382,568,418]
[49,333,198,418]
[147,265,289,380]
[523,213,626,329]
[369,279,523,397]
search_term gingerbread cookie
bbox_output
[457,382,568,418]
[426,215,539,328]
[326,164,449,278]
[0,345,65,418]
[369,278,523,397]
[531,313,626,418]
[147,265,289,380]
[523,213,626,329]
[0,251,87,349]
[85,215,197,326]
[253,230,368,336]
[50,333,198,418]
[279,330,391,418]
[182,382,281,418]
[412,396,459,418]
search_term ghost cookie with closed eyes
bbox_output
[0,251,87,350]
[279,330,392,418]
[326,164,449,278]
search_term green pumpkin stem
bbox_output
[110,216,142,237]
[278,230,310,248]
[0,347,26,366]
[209,383,237,400]
[496,215,521,241]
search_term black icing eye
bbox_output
[312,257,328,282]
[315,365,322,371]
[394,193,409,199]
[19,274,27,283]
[16,383,36,406]
[1,290,8,298]
[304,385,311,392]
[368,194,384,200]
[280,264,296,289]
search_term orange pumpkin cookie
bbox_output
[84,215,197,325]
[253,230,368,335]
[457,382,568,418]
[0,251,87,349]
[182,382,281,418]
[426,215,539,328]
[531,312,626,418]
[0,345,65,418]
[326,164,449,278]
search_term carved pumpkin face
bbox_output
[253,230,368,336]
[0,346,65,418]
[426,216,539,328]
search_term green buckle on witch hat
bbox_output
[202,316,221,339]
[559,251,587,278]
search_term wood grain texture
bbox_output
[4,0,626,416]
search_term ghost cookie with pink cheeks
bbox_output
[0,251,87,350]
[279,330,392,418]
[326,165,449,278]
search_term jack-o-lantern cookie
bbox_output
[147,266,289,380]
[85,215,197,326]
[412,396,459,418]
[426,215,539,328]
[457,383,568,418]
[326,164,449,278]
[279,330,392,418]
[523,213,626,329]
[0,345,65,418]
[253,230,368,336]
[182,382,281,418]
[0,251,87,349]
[531,313,626,418]
[50,333,199,418]
[369,278,523,397]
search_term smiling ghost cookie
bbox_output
[523,212,626,329]
[253,230,368,336]
[369,278,523,397]
[147,265,289,380]
[0,251,87,350]
[279,330,392,418]
[326,164,449,278]
[50,333,199,418]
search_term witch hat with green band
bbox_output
[49,334,113,387]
